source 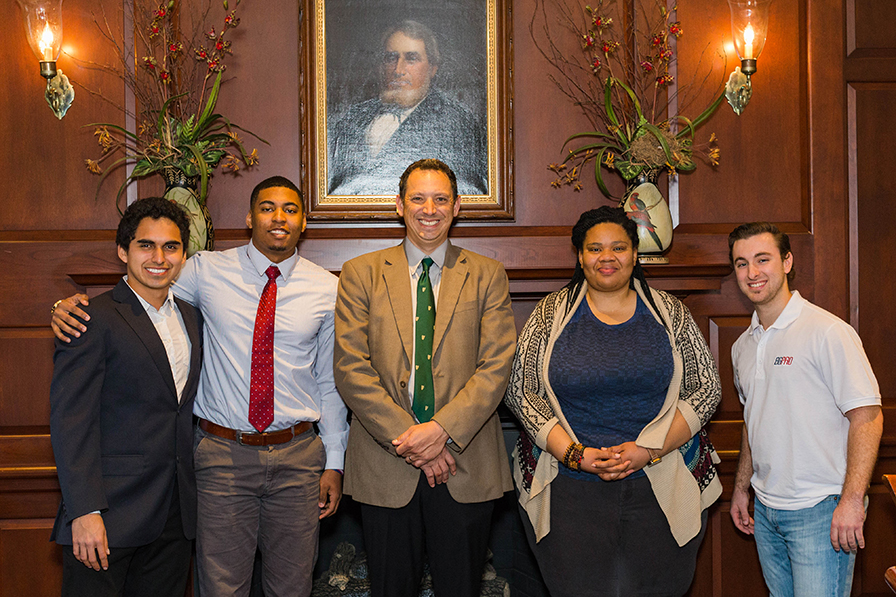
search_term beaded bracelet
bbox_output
[563,442,585,471]
[562,442,576,466]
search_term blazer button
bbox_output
[400,381,407,388]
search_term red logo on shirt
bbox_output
[773,356,793,366]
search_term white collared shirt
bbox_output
[731,291,880,510]
[123,278,191,402]
[365,102,421,158]
[404,240,448,410]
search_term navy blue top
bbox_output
[549,294,674,481]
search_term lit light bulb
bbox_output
[39,22,54,61]
[743,23,755,60]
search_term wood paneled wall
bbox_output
[2,0,895,595]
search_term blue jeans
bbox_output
[753,496,857,597]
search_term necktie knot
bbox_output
[265,266,281,282]
[421,257,434,275]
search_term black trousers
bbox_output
[360,474,495,597]
[61,487,191,597]
[521,473,708,597]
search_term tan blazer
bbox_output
[334,242,515,508]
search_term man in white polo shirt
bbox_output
[728,222,882,597]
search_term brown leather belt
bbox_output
[199,418,312,446]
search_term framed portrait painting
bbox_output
[300,0,513,220]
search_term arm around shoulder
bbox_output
[50,304,110,521]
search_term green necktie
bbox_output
[413,257,436,423]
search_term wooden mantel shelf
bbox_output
[71,263,733,299]
[507,263,733,299]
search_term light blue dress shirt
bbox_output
[173,242,349,469]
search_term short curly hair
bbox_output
[116,198,190,250]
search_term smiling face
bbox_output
[246,186,306,263]
[732,232,793,312]
[578,222,637,295]
[396,168,460,254]
[380,31,437,108]
[117,217,187,309]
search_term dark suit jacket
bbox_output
[334,242,515,508]
[50,279,202,547]
[328,90,487,196]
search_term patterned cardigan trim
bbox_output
[504,283,720,444]
[503,280,723,544]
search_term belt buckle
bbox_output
[236,430,255,446]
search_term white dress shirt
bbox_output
[365,102,420,158]
[173,242,349,470]
[124,278,191,402]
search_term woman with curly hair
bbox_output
[505,206,722,596]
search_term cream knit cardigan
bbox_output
[504,279,722,546]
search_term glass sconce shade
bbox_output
[727,0,772,65]
[18,0,63,64]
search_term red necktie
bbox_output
[248,265,280,432]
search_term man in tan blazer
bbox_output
[334,159,515,597]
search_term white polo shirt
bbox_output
[732,291,880,510]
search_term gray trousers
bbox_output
[193,424,326,597]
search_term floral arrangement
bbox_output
[83,0,265,207]
[534,0,723,197]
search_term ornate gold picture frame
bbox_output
[300,0,513,220]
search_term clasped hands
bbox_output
[392,421,456,488]
[580,441,654,481]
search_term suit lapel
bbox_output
[113,280,178,401]
[176,296,202,402]
[434,243,468,353]
[382,245,414,365]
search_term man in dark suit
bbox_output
[334,159,515,597]
[328,20,487,196]
[50,197,202,597]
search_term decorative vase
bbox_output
[160,167,215,257]
[620,169,673,263]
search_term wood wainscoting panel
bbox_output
[850,82,896,401]
[0,519,61,597]
[0,329,55,427]
[851,0,896,53]
[708,316,752,421]
[715,502,768,596]
[853,479,896,596]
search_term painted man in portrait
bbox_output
[327,20,487,196]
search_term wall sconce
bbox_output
[725,0,772,116]
[17,0,74,119]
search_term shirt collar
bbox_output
[404,239,448,272]
[382,93,426,121]
[246,241,298,280]
[749,290,804,335]
[123,275,177,315]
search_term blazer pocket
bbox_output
[454,300,478,314]
[101,455,144,476]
